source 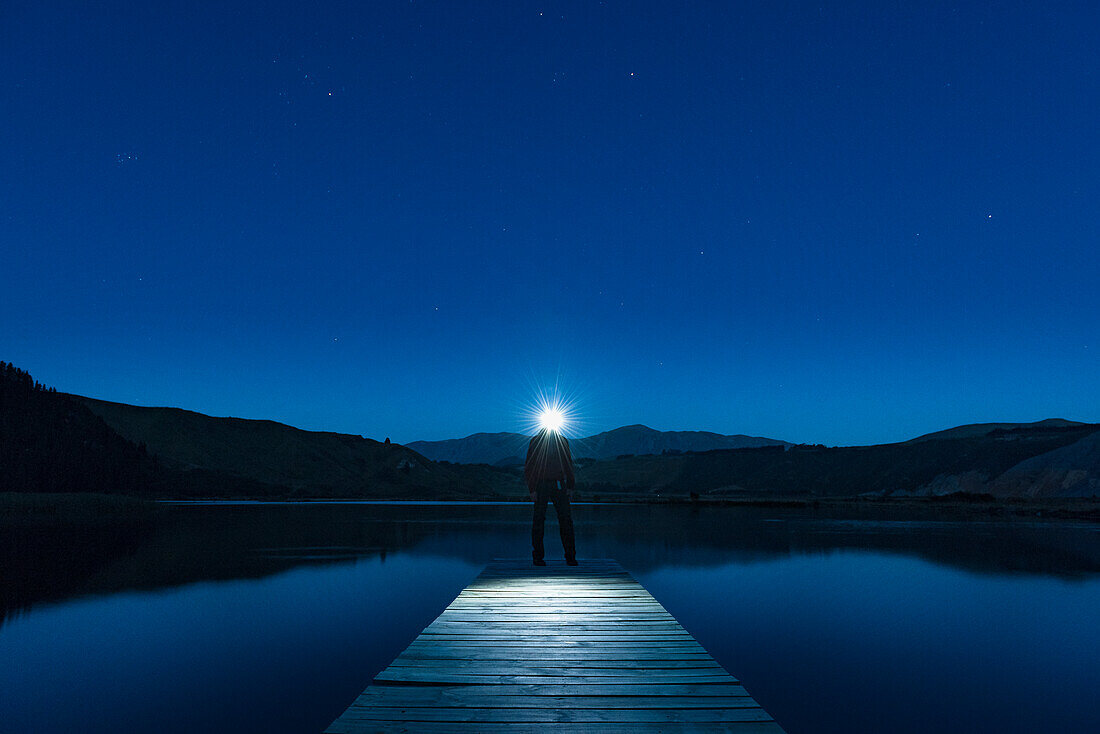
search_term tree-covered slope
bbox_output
[76,396,520,498]
[0,362,158,494]
[409,424,789,465]
[576,423,1100,498]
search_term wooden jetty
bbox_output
[325,558,785,733]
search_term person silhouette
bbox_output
[524,427,577,566]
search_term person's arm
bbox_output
[563,438,576,493]
[524,437,538,500]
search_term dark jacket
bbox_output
[524,429,576,492]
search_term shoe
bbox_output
[533,559,547,566]
[566,558,578,566]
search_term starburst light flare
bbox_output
[539,407,565,433]
[521,385,582,439]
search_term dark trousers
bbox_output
[532,481,576,562]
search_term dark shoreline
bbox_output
[8,491,1098,524]
[0,492,165,527]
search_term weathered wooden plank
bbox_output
[333,707,776,723]
[325,559,783,733]
[404,639,706,649]
[463,589,646,594]
[426,623,685,630]
[355,684,750,698]
[456,595,656,600]
[329,722,786,734]
[395,650,716,661]
[372,672,741,685]
[408,632,690,640]
[382,661,725,673]
[456,591,656,597]
[460,583,647,588]
[436,610,674,617]
[454,593,659,599]
[444,598,664,607]
[474,572,632,577]
[417,632,693,638]
[424,625,682,629]
[469,575,634,580]
[471,577,637,582]
[401,640,702,650]
[348,697,764,710]
[377,673,738,682]
[471,575,634,581]
[466,585,640,590]
[394,647,714,658]
[421,626,680,632]
[453,593,664,599]
[444,601,672,608]
[427,622,685,629]
[442,608,671,615]
[436,616,679,623]
[401,645,711,655]
[350,689,760,708]
[473,572,631,577]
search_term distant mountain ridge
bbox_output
[407,432,533,465]
[4,359,1097,500]
[408,424,790,465]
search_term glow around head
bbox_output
[523,386,580,437]
[539,407,565,433]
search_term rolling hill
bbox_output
[990,430,1100,498]
[406,432,533,466]
[5,360,1096,501]
[409,424,789,465]
[574,421,1100,499]
[0,362,158,494]
[75,396,520,498]
[906,418,1085,443]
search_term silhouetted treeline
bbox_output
[693,444,788,456]
[577,423,1100,498]
[987,424,1086,438]
[0,362,159,493]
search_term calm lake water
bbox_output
[2,503,1099,733]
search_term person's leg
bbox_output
[550,485,577,562]
[531,483,550,563]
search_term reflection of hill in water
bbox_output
[4,504,1099,624]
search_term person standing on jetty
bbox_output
[524,425,577,566]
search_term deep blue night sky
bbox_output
[2,1,1097,445]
